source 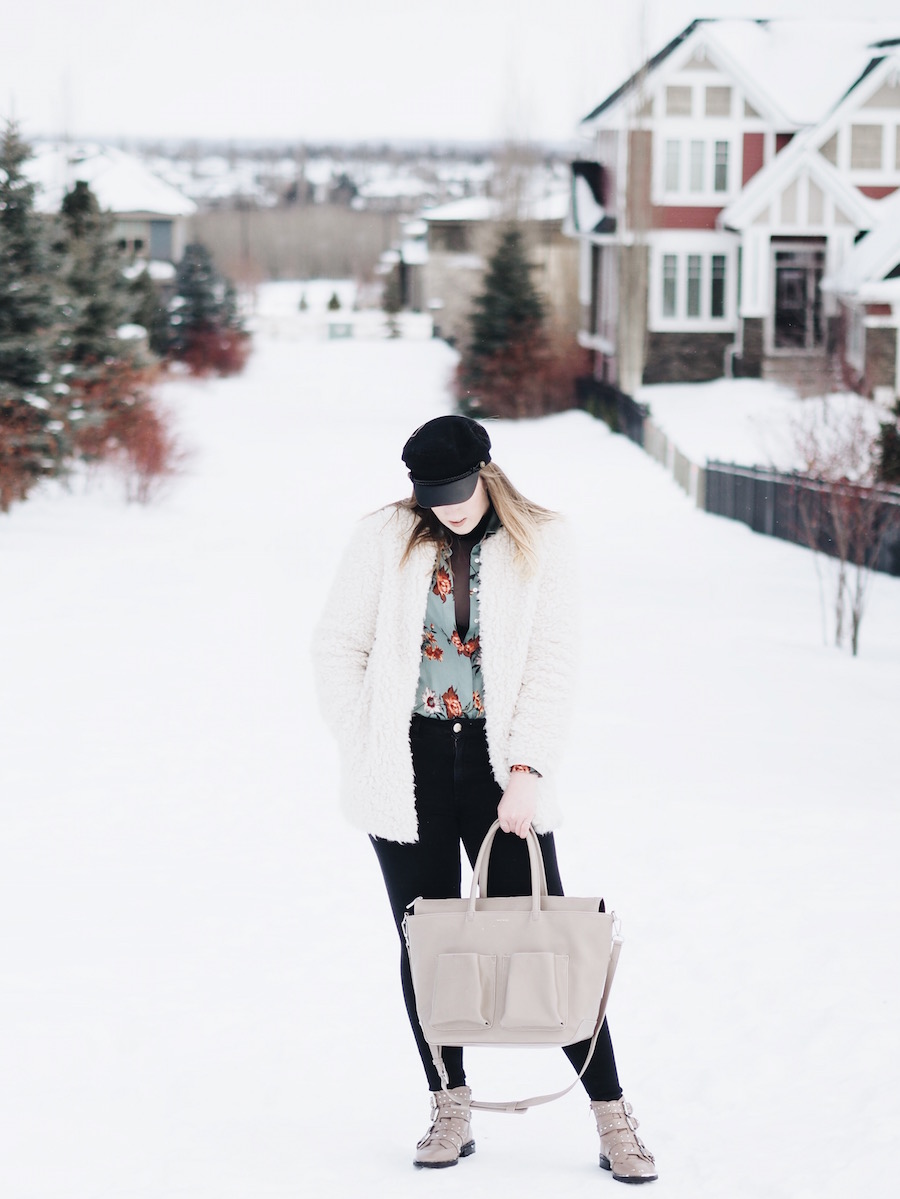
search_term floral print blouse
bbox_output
[413,513,500,720]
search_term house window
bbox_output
[657,249,730,324]
[705,86,732,117]
[713,142,729,191]
[687,256,702,317]
[661,138,733,198]
[666,86,692,116]
[711,256,726,318]
[662,255,678,317]
[850,124,883,169]
[689,141,705,192]
[665,141,681,191]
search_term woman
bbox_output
[313,414,657,1182]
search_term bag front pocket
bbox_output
[430,953,497,1029]
[499,952,569,1031]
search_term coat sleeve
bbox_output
[505,518,579,779]
[311,512,387,740]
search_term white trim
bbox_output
[648,231,739,332]
[654,130,739,205]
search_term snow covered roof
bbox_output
[581,18,900,131]
[422,191,569,224]
[422,196,498,222]
[27,143,196,217]
[823,187,900,297]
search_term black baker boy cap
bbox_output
[401,415,491,509]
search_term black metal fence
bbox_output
[575,377,649,447]
[705,462,900,577]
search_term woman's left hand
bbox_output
[497,772,539,838]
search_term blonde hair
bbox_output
[396,461,555,574]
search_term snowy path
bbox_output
[1,336,898,1198]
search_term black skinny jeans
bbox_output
[370,715,622,1100]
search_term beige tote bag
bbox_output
[403,820,622,1112]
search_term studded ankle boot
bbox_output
[590,1097,658,1183]
[413,1085,475,1169]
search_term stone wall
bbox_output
[643,332,733,384]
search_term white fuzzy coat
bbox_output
[312,505,577,843]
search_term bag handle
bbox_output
[475,820,549,902]
[431,934,622,1113]
[468,820,547,921]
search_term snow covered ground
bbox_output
[639,376,887,476]
[2,332,899,1199]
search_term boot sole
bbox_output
[600,1155,658,1184]
[414,1140,475,1169]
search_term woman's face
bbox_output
[431,476,490,535]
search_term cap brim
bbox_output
[413,470,480,509]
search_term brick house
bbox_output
[569,18,900,397]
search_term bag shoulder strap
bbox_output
[430,937,622,1114]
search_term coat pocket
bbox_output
[499,952,569,1031]
[430,953,497,1029]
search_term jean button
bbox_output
[452,721,462,733]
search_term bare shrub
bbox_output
[792,397,900,655]
[106,399,185,504]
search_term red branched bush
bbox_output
[177,325,251,378]
[456,330,590,419]
[69,360,184,503]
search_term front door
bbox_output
[773,247,825,351]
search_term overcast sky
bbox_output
[5,0,900,146]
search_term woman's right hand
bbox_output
[497,771,538,838]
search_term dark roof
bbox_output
[579,19,708,124]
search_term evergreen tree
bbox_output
[166,242,249,375]
[468,226,545,359]
[382,267,402,338]
[457,225,547,418]
[327,290,341,311]
[52,179,155,465]
[130,267,171,358]
[0,121,66,510]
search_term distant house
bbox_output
[569,18,900,398]
[421,193,578,347]
[27,143,196,264]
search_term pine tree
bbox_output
[53,179,156,465]
[167,242,249,375]
[382,267,402,338]
[457,225,547,418]
[469,226,545,358]
[0,121,66,511]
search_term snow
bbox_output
[27,143,196,217]
[424,190,570,225]
[2,329,899,1199]
[704,20,900,127]
[637,377,885,474]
